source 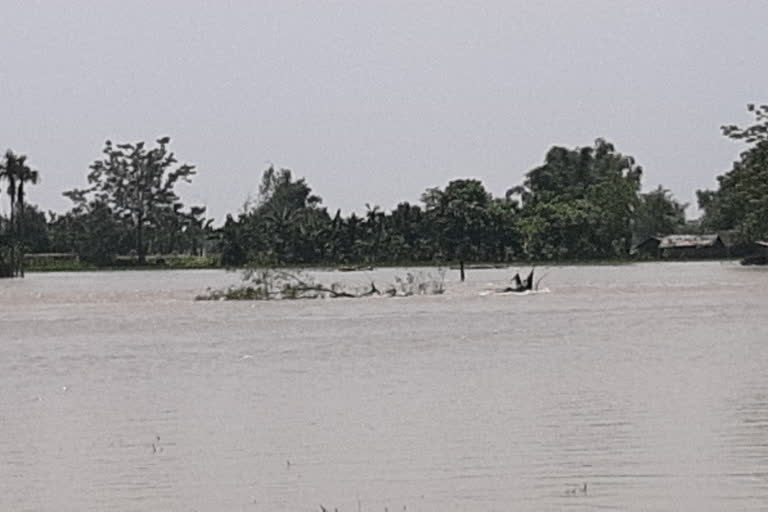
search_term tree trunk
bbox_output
[18,187,25,277]
[136,215,145,264]
[7,188,14,238]
[8,190,16,277]
[459,260,465,282]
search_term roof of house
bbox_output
[658,234,722,249]
[630,236,661,253]
[756,241,768,248]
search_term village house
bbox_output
[632,234,731,259]
[658,234,727,259]
[631,236,661,259]
[741,241,768,265]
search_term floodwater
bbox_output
[1,262,768,511]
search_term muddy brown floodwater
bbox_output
[1,262,768,511]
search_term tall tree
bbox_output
[424,179,492,280]
[512,139,643,259]
[386,202,430,262]
[66,200,128,266]
[218,214,245,266]
[721,104,768,143]
[66,137,195,263]
[0,151,20,238]
[0,150,40,276]
[698,105,768,241]
[518,200,601,260]
[634,186,687,240]
[240,165,328,264]
[15,157,39,275]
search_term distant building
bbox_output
[658,234,727,259]
[631,236,661,259]
[716,231,754,258]
[741,241,768,265]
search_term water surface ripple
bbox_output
[1,262,767,511]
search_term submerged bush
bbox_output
[196,267,447,301]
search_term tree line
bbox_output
[1,105,766,276]
[218,139,684,269]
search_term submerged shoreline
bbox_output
[21,256,746,274]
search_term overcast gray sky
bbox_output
[1,0,766,222]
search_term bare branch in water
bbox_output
[195,267,446,301]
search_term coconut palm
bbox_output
[0,150,39,276]
[16,157,39,228]
[0,151,19,276]
[0,150,20,235]
[15,157,39,276]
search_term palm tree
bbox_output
[0,156,7,276]
[0,150,39,277]
[0,151,19,236]
[0,151,20,276]
[15,157,39,276]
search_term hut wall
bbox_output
[662,241,727,259]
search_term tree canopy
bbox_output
[216,141,661,269]
[65,137,201,263]
[634,186,688,241]
[698,104,768,241]
[6,131,712,270]
[513,139,643,259]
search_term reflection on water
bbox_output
[1,262,768,511]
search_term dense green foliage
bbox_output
[219,171,516,266]
[698,105,768,242]
[634,186,688,241]
[9,104,768,272]
[512,139,643,259]
[65,138,203,263]
[216,139,686,266]
[62,138,212,265]
[4,137,693,270]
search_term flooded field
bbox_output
[1,262,768,511]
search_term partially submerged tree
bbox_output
[423,179,493,281]
[196,267,446,301]
[66,137,196,263]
